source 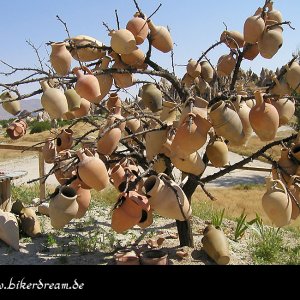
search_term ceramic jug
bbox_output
[206,136,229,168]
[126,12,149,45]
[6,119,27,140]
[73,98,91,118]
[121,47,146,68]
[285,62,300,93]
[220,30,244,49]
[43,138,57,164]
[0,91,21,116]
[200,61,214,83]
[0,210,19,251]
[109,29,137,55]
[145,129,168,161]
[271,97,295,126]
[243,8,265,44]
[243,43,259,61]
[287,176,300,220]
[56,129,74,153]
[142,83,163,113]
[186,59,202,78]
[217,54,237,77]
[267,2,283,23]
[160,101,177,125]
[50,42,72,76]
[97,127,122,156]
[171,152,205,176]
[64,89,82,111]
[269,76,291,98]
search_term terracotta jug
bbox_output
[285,62,300,93]
[147,19,173,53]
[49,186,79,229]
[180,97,209,125]
[0,91,21,116]
[243,43,259,61]
[40,80,68,119]
[126,13,149,45]
[195,77,210,94]
[107,93,122,111]
[143,174,192,221]
[182,73,195,88]
[94,56,113,102]
[69,179,91,219]
[56,129,74,153]
[50,42,72,76]
[73,98,91,118]
[119,157,140,175]
[109,29,137,55]
[126,117,141,133]
[160,101,177,125]
[110,51,135,88]
[271,97,295,126]
[114,249,140,265]
[138,209,153,229]
[6,119,27,140]
[68,35,106,62]
[269,76,291,98]
[171,152,205,176]
[38,203,50,217]
[233,95,253,143]
[142,83,163,113]
[287,176,300,220]
[109,164,132,191]
[64,89,82,111]
[243,8,265,44]
[267,2,283,23]
[208,100,245,146]
[200,61,214,83]
[206,136,229,168]
[0,210,19,251]
[217,54,237,77]
[258,22,283,59]
[262,177,292,227]
[54,153,77,185]
[107,111,126,132]
[73,66,101,102]
[171,113,210,158]
[291,142,300,162]
[19,207,41,238]
[202,225,230,265]
[111,191,150,233]
[97,127,122,156]
[186,59,201,78]
[249,91,279,141]
[140,249,168,265]
[153,157,167,174]
[277,148,297,182]
[121,47,146,68]
[145,129,168,161]
[220,30,244,49]
[43,138,57,164]
[77,149,109,191]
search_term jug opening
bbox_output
[141,249,167,259]
[57,138,62,147]
[144,177,156,193]
[293,146,300,154]
[61,186,77,198]
[139,210,148,223]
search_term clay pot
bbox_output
[200,61,214,83]
[262,177,292,227]
[258,22,283,59]
[40,80,68,119]
[243,43,259,61]
[243,9,265,44]
[249,91,279,141]
[269,76,291,98]
[160,101,177,125]
[233,96,253,144]
[107,93,122,111]
[186,59,201,78]
[0,210,19,251]
[64,89,82,111]
[140,249,168,265]
[138,209,153,229]
[77,149,109,191]
[97,127,122,156]
[119,157,139,175]
[208,100,245,146]
[171,152,205,176]
[126,117,141,133]
[49,186,79,229]
[171,113,211,158]
[68,35,106,62]
[43,138,57,164]
[121,48,146,68]
[38,203,50,217]
[0,91,21,116]
[126,13,149,45]
[56,129,74,153]
[6,119,27,140]
[111,191,150,233]
[195,77,210,94]
[109,29,137,55]
[110,52,135,88]
[142,83,163,113]
[271,97,295,126]
[217,54,237,77]
[145,129,168,161]
[220,30,244,49]
[285,62,300,93]
[267,2,283,23]
[114,249,140,265]
[73,98,91,118]
[94,56,113,102]
[180,97,209,125]
[109,164,133,191]
[54,155,77,185]
[147,19,173,53]
[277,148,297,183]
[206,136,229,168]
[19,207,41,238]
[107,112,126,132]
[73,66,101,102]
[182,73,195,88]
[152,158,167,174]
[69,179,91,219]
[143,174,192,221]
[291,142,300,163]
[287,176,300,220]
[50,42,72,76]
[202,225,230,265]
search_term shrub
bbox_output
[29,120,51,134]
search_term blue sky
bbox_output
[0,0,299,118]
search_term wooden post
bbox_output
[0,179,12,212]
[38,150,46,200]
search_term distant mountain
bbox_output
[0,98,42,120]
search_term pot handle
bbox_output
[81,65,94,75]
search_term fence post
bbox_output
[38,150,46,200]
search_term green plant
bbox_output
[11,184,40,205]
[211,208,225,229]
[29,120,51,134]
[46,234,57,247]
[234,210,258,241]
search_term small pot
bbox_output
[140,249,168,265]
[114,249,140,265]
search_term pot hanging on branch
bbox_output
[126,12,149,45]
[0,91,21,116]
[243,7,265,44]
[50,42,72,76]
[109,29,137,55]
[141,83,163,113]
[206,135,229,168]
